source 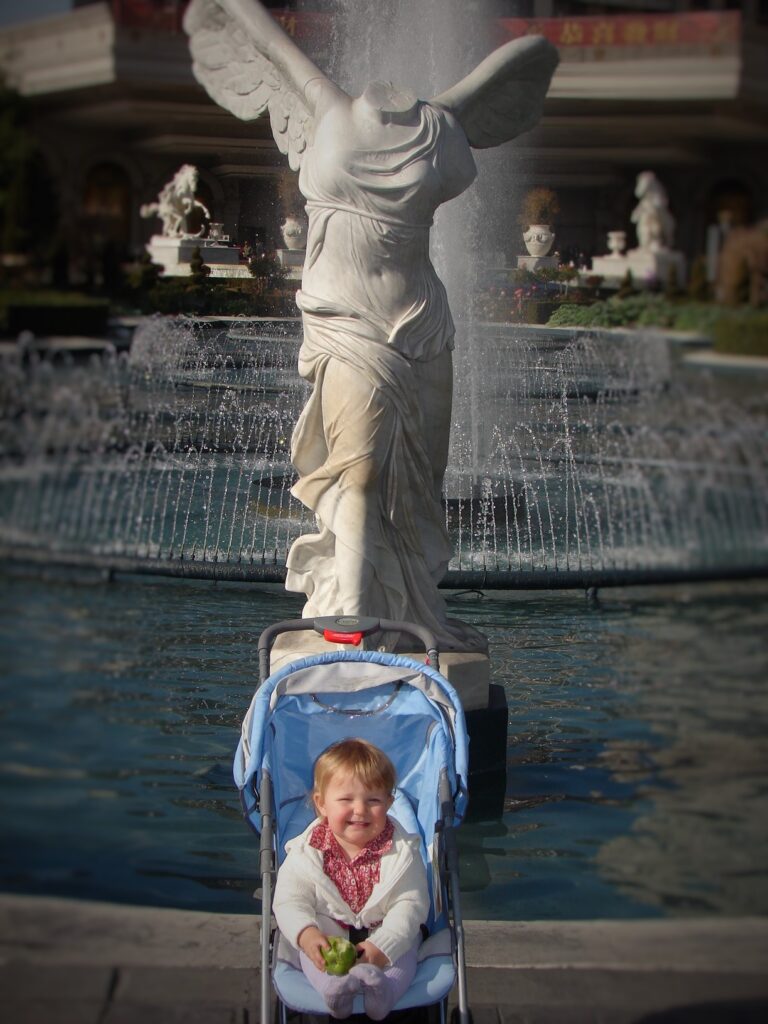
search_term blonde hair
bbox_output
[313,738,396,801]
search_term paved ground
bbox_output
[1,896,767,1023]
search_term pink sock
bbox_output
[350,946,419,1020]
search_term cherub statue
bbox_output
[630,171,675,253]
[140,164,211,238]
[184,0,558,647]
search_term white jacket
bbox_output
[273,816,429,966]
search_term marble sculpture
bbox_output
[140,164,211,239]
[184,0,558,647]
[630,171,675,253]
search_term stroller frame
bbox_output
[241,615,472,1024]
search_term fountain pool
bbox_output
[2,570,766,921]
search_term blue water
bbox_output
[1,571,766,920]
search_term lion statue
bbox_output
[140,164,211,238]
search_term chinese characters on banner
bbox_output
[497,11,740,52]
[109,3,739,53]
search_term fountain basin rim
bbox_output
[1,545,766,592]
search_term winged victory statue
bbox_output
[184,0,559,648]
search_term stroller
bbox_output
[233,615,472,1024]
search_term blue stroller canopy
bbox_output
[233,650,469,862]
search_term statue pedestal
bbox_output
[517,254,558,271]
[146,236,251,278]
[269,629,507,800]
[591,249,686,287]
[277,248,305,280]
[269,631,490,710]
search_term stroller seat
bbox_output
[273,926,455,1015]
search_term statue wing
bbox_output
[183,0,315,171]
[431,35,559,149]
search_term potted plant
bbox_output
[519,186,560,257]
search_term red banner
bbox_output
[111,2,330,40]
[498,11,740,50]
[111,0,185,32]
[110,4,740,52]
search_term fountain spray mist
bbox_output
[328,0,514,497]
[328,0,510,300]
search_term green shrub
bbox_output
[670,303,723,334]
[517,299,559,324]
[0,289,109,335]
[713,311,768,357]
[548,302,603,327]
[547,294,768,356]
[548,294,722,334]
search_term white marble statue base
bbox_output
[591,249,686,287]
[517,255,559,271]
[277,248,305,280]
[269,631,490,711]
[146,236,251,278]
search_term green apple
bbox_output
[321,936,358,976]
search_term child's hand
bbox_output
[355,940,390,969]
[298,925,330,970]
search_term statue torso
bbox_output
[297,98,476,358]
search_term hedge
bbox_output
[712,312,768,357]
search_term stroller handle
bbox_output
[257,616,440,682]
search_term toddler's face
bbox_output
[315,771,393,855]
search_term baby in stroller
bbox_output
[234,616,471,1024]
[274,738,428,1020]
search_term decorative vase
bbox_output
[281,215,308,251]
[523,224,555,258]
[607,230,627,257]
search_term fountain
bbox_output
[0,1,766,597]
[1,319,765,587]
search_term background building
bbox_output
[0,0,766,280]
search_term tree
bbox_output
[0,84,33,253]
[247,249,287,289]
[616,269,636,298]
[130,250,163,292]
[0,83,59,277]
[687,256,710,302]
[188,246,211,290]
[664,262,683,300]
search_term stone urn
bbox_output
[607,230,627,257]
[281,215,308,251]
[523,224,555,258]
